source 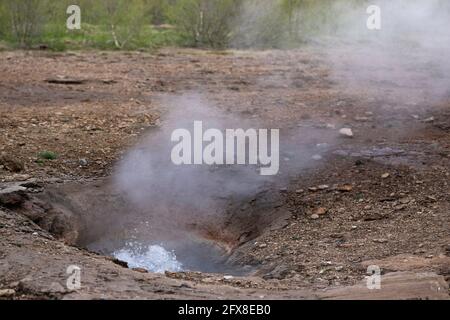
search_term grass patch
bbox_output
[38,151,58,160]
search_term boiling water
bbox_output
[113,242,183,273]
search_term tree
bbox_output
[168,0,241,48]
[100,0,147,49]
[2,0,48,47]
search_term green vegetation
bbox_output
[2,0,444,50]
[38,151,58,160]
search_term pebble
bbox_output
[339,128,354,138]
[312,154,323,161]
[79,158,88,167]
[381,173,390,179]
[310,214,320,220]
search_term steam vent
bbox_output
[0,0,449,303]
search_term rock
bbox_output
[373,238,388,243]
[381,173,390,179]
[339,128,353,138]
[310,214,320,220]
[0,185,28,206]
[318,185,329,190]
[312,154,323,161]
[337,184,353,192]
[394,204,407,211]
[258,243,267,248]
[315,207,328,215]
[423,117,435,123]
[79,159,88,167]
[263,264,290,280]
[0,289,15,297]
[223,275,234,280]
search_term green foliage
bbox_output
[168,0,241,48]
[38,151,58,160]
[0,0,49,47]
[0,0,445,50]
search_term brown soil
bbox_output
[0,48,449,299]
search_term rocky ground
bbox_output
[0,48,449,299]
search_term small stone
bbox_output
[79,158,88,167]
[132,267,148,273]
[337,184,353,192]
[339,128,353,138]
[394,204,407,211]
[310,214,320,220]
[223,275,234,280]
[312,154,323,161]
[0,289,15,297]
[258,243,267,248]
[423,117,435,123]
[295,189,304,194]
[315,207,328,215]
[399,198,410,204]
[381,173,390,179]
[318,184,329,190]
